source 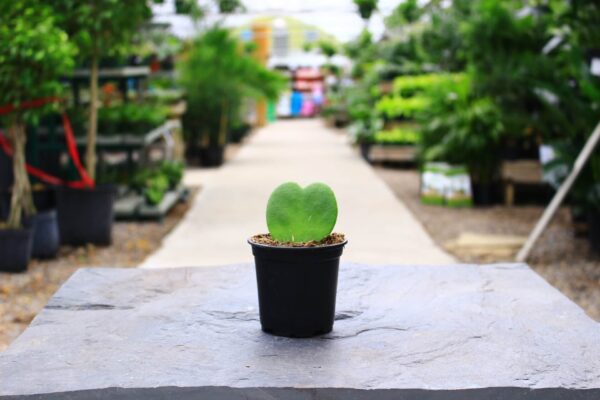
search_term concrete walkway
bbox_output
[141,119,453,268]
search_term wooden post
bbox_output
[252,22,271,128]
[516,121,600,262]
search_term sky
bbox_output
[153,0,404,42]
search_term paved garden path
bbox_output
[141,119,453,268]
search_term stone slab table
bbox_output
[1,263,599,399]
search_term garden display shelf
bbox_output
[1,263,599,399]
[66,66,151,106]
[365,144,417,164]
[114,185,189,221]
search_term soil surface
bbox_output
[375,167,600,322]
[0,190,197,352]
[250,233,346,247]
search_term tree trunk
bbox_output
[86,51,99,181]
[7,121,35,229]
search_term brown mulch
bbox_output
[375,167,600,322]
[250,233,346,247]
[0,189,197,352]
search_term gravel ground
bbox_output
[0,189,197,352]
[375,167,600,322]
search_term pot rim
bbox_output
[247,238,348,251]
[0,227,33,235]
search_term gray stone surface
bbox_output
[1,263,599,399]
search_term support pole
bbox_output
[516,121,600,262]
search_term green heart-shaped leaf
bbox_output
[266,182,338,243]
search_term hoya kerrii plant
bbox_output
[249,182,347,338]
[0,0,75,229]
[266,182,339,243]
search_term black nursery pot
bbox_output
[24,210,60,259]
[56,184,116,246]
[471,182,495,206]
[0,228,33,273]
[248,240,347,338]
[199,145,225,167]
[0,187,56,221]
[587,210,600,255]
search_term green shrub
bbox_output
[374,126,420,145]
[144,174,170,205]
[97,103,170,135]
[392,73,463,97]
[160,161,184,189]
[376,96,430,119]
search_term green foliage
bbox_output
[51,0,153,61]
[218,0,243,14]
[376,96,429,119]
[0,1,76,122]
[97,103,170,135]
[374,126,420,145]
[132,161,184,205]
[417,76,504,184]
[144,174,170,205]
[266,182,338,243]
[160,161,184,188]
[318,41,338,58]
[419,1,470,71]
[178,28,286,147]
[353,0,378,21]
[385,0,422,27]
[393,74,463,97]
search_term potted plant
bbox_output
[179,28,285,167]
[0,1,75,270]
[51,0,154,245]
[353,0,378,26]
[248,182,347,338]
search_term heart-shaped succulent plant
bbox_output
[266,182,338,243]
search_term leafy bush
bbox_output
[392,73,463,97]
[418,82,504,184]
[376,96,429,119]
[144,174,170,205]
[97,103,170,135]
[374,126,420,145]
[132,161,184,205]
[160,161,184,189]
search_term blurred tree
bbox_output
[385,0,422,27]
[51,0,154,180]
[179,28,286,150]
[0,0,75,228]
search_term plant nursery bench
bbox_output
[1,263,599,399]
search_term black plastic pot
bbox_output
[359,143,371,162]
[24,210,60,259]
[587,210,600,255]
[56,184,116,246]
[0,228,33,273]
[199,145,225,167]
[471,182,495,206]
[0,150,12,192]
[248,240,347,338]
[0,187,57,221]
